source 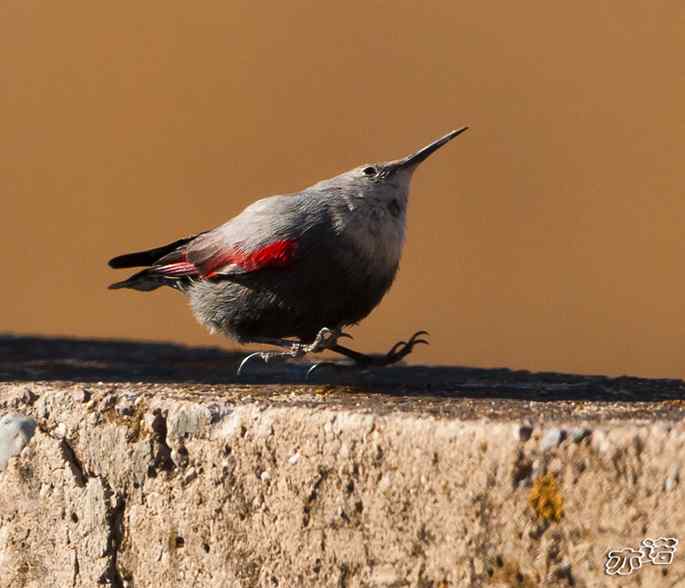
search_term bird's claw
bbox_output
[305,361,342,381]
[384,330,430,363]
[237,351,270,376]
[306,330,430,379]
[237,346,303,376]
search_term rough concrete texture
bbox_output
[1,336,684,587]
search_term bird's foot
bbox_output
[303,326,353,354]
[375,330,430,365]
[236,326,352,376]
[306,330,429,379]
[236,350,296,376]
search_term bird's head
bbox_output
[311,127,468,205]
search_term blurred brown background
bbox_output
[3,2,684,378]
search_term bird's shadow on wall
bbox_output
[1,335,683,406]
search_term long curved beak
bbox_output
[390,127,469,171]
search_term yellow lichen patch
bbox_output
[102,398,148,443]
[313,385,336,397]
[528,473,563,523]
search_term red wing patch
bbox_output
[200,239,298,278]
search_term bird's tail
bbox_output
[108,269,169,291]
[108,233,203,291]
[108,235,199,269]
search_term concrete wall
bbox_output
[1,381,683,587]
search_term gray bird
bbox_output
[109,127,468,374]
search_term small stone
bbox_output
[514,423,533,442]
[20,388,37,405]
[540,428,566,451]
[288,452,300,465]
[219,413,243,440]
[206,404,226,424]
[474,558,484,575]
[143,413,158,430]
[116,398,135,416]
[0,414,37,471]
[378,472,394,492]
[54,422,67,439]
[72,389,91,403]
[171,447,189,468]
[570,428,592,443]
[591,430,611,454]
[260,470,272,482]
[183,467,198,484]
[664,465,680,492]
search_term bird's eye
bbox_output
[362,166,377,176]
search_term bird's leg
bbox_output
[302,326,353,354]
[241,336,301,350]
[306,331,429,379]
[236,336,302,376]
[236,327,352,376]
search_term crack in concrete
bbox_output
[303,465,329,528]
[58,436,129,586]
[59,438,88,487]
[147,410,175,477]
[72,548,80,587]
[101,480,127,588]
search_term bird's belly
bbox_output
[188,258,397,343]
[321,268,396,330]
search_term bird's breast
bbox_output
[334,197,406,270]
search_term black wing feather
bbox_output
[108,234,203,269]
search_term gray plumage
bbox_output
[109,128,467,366]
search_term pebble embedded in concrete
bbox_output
[540,428,566,451]
[0,414,37,472]
[72,388,91,403]
[183,467,198,484]
[514,423,533,442]
[569,427,592,443]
